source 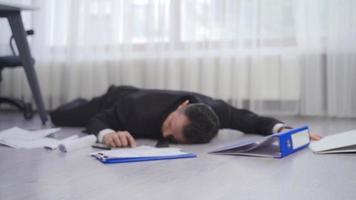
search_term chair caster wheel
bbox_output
[23,103,34,120]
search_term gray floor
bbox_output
[1,111,356,200]
[2,111,356,136]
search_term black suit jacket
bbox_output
[86,86,282,139]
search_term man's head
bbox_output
[162,101,220,144]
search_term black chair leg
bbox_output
[7,11,48,124]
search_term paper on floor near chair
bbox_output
[0,127,60,140]
[309,129,356,153]
[0,127,61,149]
[1,137,59,149]
[90,145,196,164]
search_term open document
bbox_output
[309,129,356,154]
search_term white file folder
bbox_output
[309,129,356,154]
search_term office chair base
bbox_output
[0,97,34,120]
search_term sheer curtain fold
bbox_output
[325,0,356,117]
[0,0,355,117]
[296,0,356,117]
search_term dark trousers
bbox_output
[49,97,103,127]
[49,85,139,127]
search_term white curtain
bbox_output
[297,0,356,117]
[0,0,355,117]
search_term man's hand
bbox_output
[309,133,322,141]
[278,127,322,141]
[103,131,137,148]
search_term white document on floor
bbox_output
[309,129,356,153]
[0,127,60,149]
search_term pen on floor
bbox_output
[92,143,112,150]
[155,138,170,148]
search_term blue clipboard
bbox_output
[91,146,197,164]
[93,153,197,164]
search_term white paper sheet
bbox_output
[1,137,59,149]
[309,129,356,153]
[0,127,60,140]
[0,127,61,149]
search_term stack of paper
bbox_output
[0,127,60,149]
[91,145,196,164]
[309,129,356,154]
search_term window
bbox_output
[46,0,298,48]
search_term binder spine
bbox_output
[278,126,310,158]
[278,133,294,158]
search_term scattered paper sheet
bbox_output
[2,137,59,149]
[0,127,61,149]
[0,127,60,140]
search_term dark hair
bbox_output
[182,103,220,144]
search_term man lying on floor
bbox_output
[50,85,321,148]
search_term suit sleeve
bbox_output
[212,100,283,136]
[86,101,128,136]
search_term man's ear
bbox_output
[178,100,190,110]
